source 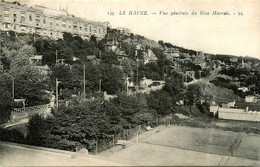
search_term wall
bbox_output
[218,107,260,122]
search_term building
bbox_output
[104,38,118,52]
[238,86,249,92]
[245,95,255,103]
[230,57,238,62]
[86,55,100,65]
[114,48,128,61]
[0,1,109,40]
[210,101,260,122]
[143,49,158,64]
[186,71,195,79]
[164,47,180,60]
[193,57,206,69]
[117,27,131,36]
[29,55,49,75]
[29,55,42,66]
[220,100,236,108]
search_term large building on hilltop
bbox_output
[0,1,109,40]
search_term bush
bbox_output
[0,128,25,144]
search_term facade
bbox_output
[29,55,42,66]
[117,27,131,36]
[186,70,195,79]
[230,57,238,62]
[245,95,254,103]
[0,1,108,40]
[105,38,118,52]
[164,47,180,60]
[210,100,260,122]
[143,49,158,64]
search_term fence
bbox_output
[87,114,178,155]
[11,104,49,118]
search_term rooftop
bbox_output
[235,101,260,111]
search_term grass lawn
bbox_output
[101,125,260,166]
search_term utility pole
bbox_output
[95,140,98,155]
[136,59,139,91]
[56,50,58,65]
[99,51,102,92]
[112,135,114,154]
[12,77,14,101]
[83,63,86,99]
[126,76,129,95]
[99,79,101,92]
[56,78,59,108]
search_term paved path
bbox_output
[0,141,126,166]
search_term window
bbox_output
[29,15,32,22]
[36,19,40,26]
[43,18,46,24]
[56,23,59,27]
[4,23,9,29]
[84,27,87,32]
[20,16,26,23]
[99,28,101,33]
[80,26,82,31]
[4,14,10,19]
[4,8,10,12]
[13,14,17,22]
[14,25,16,30]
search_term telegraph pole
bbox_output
[56,50,58,65]
[83,63,86,99]
[12,77,14,101]
[136,59,139,91]
[99,79,101,92]
[95,140,98,155]
[99,51,102,92]
[126,76,129,95]
[56,78,58,108]
[112,135,114,154]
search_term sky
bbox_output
[16,0,260,59]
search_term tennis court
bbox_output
[101,125,260,166]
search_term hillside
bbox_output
[202,82,242,105]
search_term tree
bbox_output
[63,32,74,42]
[101,52,118,66]
[101,65,125,94]
[185,83,203,106]
[0,72,13,124]
[146,91,172,116]
[26,114,50,146]
[90,35,97,44]
[162,71,185,103]
[0,128,25,144]
[45,98,112,151]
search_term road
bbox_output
[0,141,125,166]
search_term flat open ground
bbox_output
[100,125,260,166]
[0,142,125,166]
